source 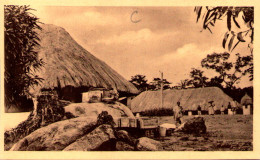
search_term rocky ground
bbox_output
[157,115,253,151]
[4,102,253,151]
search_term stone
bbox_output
[115,130,136,146]
[63,124,116,151]
[179,136,189,141]
[197,137,206,141]
[188,137,198,141]
[136,137,163,151]
[116,141,135,151]
[10,117,97,151]
[176,117,206,134]
[64,102,131,118]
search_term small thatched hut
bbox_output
[241,93,253,115]
[130,87,239,114]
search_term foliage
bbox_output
[195,6,254,52]
[129,74,149,92]
[223,86,253,103]
[201,52,252,88]
[4,91,66,151]
[149,77,171,90]
[4,5,44,108]
[175,79,191,89]
[97,111,116,127]
[140,108,173,116]
[189,68,208,88]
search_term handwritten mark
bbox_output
[130,10,141,23]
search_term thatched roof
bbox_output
[241,93,252,105]
[130,87,239,112]
[31,24,139,94]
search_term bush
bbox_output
[97,111,115,127]
[140,108,173,116]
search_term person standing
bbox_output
[173,101,183,125]
[220,105,225,115]
[208,101,215,115]
[197,105,202,115]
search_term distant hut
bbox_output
[241,93,253,115]
[5,24,139,112]
[130,87,239,115]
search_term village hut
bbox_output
[6,24,139,112]
[241,93,253,115]
[130,87,239,115]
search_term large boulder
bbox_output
[176,117,207,134]
[10,117,97,151]
[64,102,134,118]
[63,124,116,151]
[136,137,163,151]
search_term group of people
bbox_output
[172,101,236,125]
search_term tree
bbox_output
[149,78,171,90]
[207,76,224,88]
[195,7,254,53]
[201,52,252,89]
[188,68,208,88]
[175,79,190,89]
[4,5,44,109]
[129,74,149,92]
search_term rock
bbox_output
[176,117,206,134]
[116,141,135,151]
[179,136,189,141]
[63,124,116,151]
[10,117,97,151]
[136,137,163,151]
[197,137,206,141]
[188,137,198,141]
[64,102,125,119]
[115,130,136,146]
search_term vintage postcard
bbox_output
[0,0,259,159]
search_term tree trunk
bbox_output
[32,97,38,119]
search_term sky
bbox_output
[31,6,253,88]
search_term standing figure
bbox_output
[208,101,215,115]
[227,102,232,115]
[197,105,202,115]
[220,105,225,115]
[173,101,183,126]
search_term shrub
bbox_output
[97,111,115,127]
[140,108,173,116]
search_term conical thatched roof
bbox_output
[31,24,139,94]
[130,87,239,113]
[241,93,253,105]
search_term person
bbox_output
[197,105,202,115]
[208,101,215,115]
[231,101,237,115]
[227,102,232,109]
[173,101,183,125]
[220,105,225,115]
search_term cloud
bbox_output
[96,28,178,45]
[155,43,227,65]
[83,11,120,26]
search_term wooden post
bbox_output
[160,71,164,109]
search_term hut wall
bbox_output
[82,90,103,103]
[243,105,252,115]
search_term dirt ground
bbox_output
[155,115,253,151]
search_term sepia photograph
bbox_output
[1,2,258,155]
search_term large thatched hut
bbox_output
[130,87,239,114]
[6,24,139,112]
